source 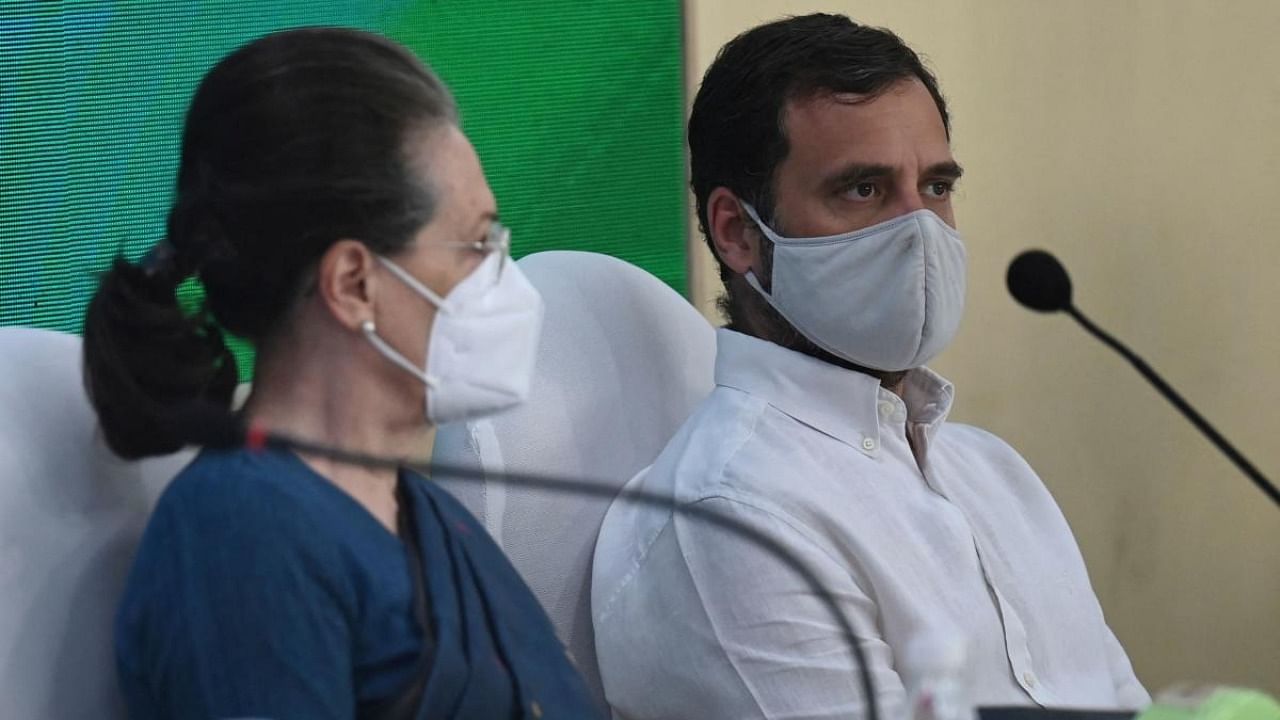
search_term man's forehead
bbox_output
[781,81,952,169]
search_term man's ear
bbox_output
[315,239,378,331]
[706,187,762,275]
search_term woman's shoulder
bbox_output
[127,448,374,610]
[150,448,350,548]
[117,450,370,693]
[165,447,312,501]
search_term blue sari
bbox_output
[116,448,602,719]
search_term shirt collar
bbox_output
[713,328,956,456]
[901,364,956,446]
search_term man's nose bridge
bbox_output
[891,172,926,214]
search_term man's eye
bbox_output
[846,182,878,200]
[925,181,954,198]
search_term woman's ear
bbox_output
[315,239,378,331]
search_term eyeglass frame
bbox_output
[434,219,511,281]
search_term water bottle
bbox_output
[904,632,976,720]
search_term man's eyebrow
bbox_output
[822,163,896,190]
[924,161,964,180]
[822,161,964,192]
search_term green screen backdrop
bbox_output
[0,0,686,376]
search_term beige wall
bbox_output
[685,0,1280,695]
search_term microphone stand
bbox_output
[1064,304,1280,507]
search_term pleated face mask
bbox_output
[742,203,967,371]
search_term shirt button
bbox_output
[878,401,895,418]
[531,700,543,718]
[1023,671,1037,688]
[862,437,877,452]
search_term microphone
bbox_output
[1007,250,1072,313]
[1007,249,1280,508]
[166,404,883,720]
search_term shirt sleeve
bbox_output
[117,479,356,720]
[1102,624,1151,709]
[603,494,906,720]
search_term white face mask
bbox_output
[362,250,544,425]
[742,203,966,372]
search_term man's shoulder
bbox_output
[937,419,1045,463]
[935,421,1064,503]
[648,385,773,491]
[593,387,786,593]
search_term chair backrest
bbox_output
[431,251,716,706]
[0,327,190,719]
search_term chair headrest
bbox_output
[0,327,189,718]
[432,251,718,708]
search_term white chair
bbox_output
[0,327,191,719]
[431,250,717,707]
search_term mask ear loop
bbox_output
[740,202,787,245]
[362,320,439,388]
[738,201,780,297]
[377,257,453,314]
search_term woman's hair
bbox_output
[83,27,458,459]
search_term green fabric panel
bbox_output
[0,0,686,378]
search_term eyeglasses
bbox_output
[438,219,511,283]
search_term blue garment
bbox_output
[116,448,601,720]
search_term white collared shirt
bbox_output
[592,329,1148,720]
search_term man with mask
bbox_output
[591,14,1149,719]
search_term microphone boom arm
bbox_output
[1065,305,1280,507]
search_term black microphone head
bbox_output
[1007,249,1073,313]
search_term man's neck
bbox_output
[731,313,907,396]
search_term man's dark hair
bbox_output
[689,13,950,288]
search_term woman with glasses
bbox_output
[82,28,600,720]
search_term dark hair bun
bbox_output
[82,257,238,459]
